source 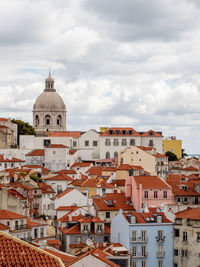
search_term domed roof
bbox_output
[33,91,66,111]
[33,74,66,112]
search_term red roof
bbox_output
[46,144,69,148]
[101,127,140,137]
[27,218,46,228]
[0,209,26,220]
[48,131,81,138]
[69,149,77,155]
[86,166,105,176]
[0,232,64,266]
[123,211,172,223]
[0,118,8,121]
[141,130,162,137]
[182,166,199,171]
[56,170,77,175]
[44,248,76,265]
[134,176,171,189]
[176,208,200,220]
[60,223,110,235]
[167,180,200,196]
[0,155,24,162]
[93,192,134,211]
[71,162,92,168]
[0,223,9,230]
[26,149,45,157]
[45,174,73,182]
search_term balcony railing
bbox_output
[157,251,165,258]
[132,252,148,258]
[14,224,27,231]
[33,203,39,209]
[96,229,103,234]
[131,237,148,243]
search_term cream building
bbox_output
[33,74,66,135]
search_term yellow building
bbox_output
[163,138,182,159]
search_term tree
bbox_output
[11,119,35,144]
[165,151,178,161]
[182,149,188,158]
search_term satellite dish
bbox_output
[86,238,93,246]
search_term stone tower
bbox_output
[33,74,66,135]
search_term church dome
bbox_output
[33,91,66,111]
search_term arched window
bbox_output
[114,152,118,158]
[45,115,51,127]
[35,115,39,127]
[57,115,62,126]
[106,152,110,159]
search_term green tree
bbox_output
[11,119,35,144]
[165,151,178,161]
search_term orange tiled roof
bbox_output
[111,180,125,187]
[176,208,200,220]
[0,118,8,121]
[167,180,200,196]
[69,149,77,155]
[27,218,46,228]
[86,166,105,176]
[93,192,133,211]
[26,149,45,157]
[8,189,26,200]
[45,173,73,182]
[123,211,172,223]
[0,223,9,230]
[0,155,24,162]
[0,209,26,220]
[46,144,69,149]
[48,131,81,138]
[58,213,84,223]
[140,130,162,137]
[44,248,76,265]
[81,179,99,187]
[0,232,64,266]
[134,175,171,189]
[154,153,168,158]
[182,166,199,171]
[71,162,92,168]
[56,170,77,175]
[69,179,87,187]
[60,223,110,235]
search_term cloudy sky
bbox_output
[1,0,200,153]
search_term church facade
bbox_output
[33,74,66,135]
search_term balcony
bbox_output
[131,237,148,243]
[34,194,42,198]
[157,251,165,258]
[82,229,90,234]
[14,224,27,231]
[156,236,166,242]
[132,252,148,258]
[96,229,103,234]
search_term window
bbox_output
[132,231,137,241]
[40,228,44,237]
[130,139,135,146]
[183,197,188,203]
[181,250,188,257]
[73,141,77,147]
[34,228,38,239]
[174,249,179,256]
[149,140,154,146]
[141,261,146,267]
[44,139,50,147]
[109,130,113,135]
[102,188,106,194]
[11,163,14,167]
[105,139,111,146]
[141,246,147,257]
[115,130,120,135]
[132,246,137,256]
[113,139,119,146]
[183,231,187,242]
[53,151,56,155]
[158,261,163,267]
[121,139,127,146]
[163,191,167,198]
[106,212,110,218]
[83,224,88,231]
[157,230,163,241]
[97,224,102,231]
[93,141,97,146]
[174,229,179,237]
[76,236,81,244]
[141,230,147,241]
[122,130,126,135]
[106,152,110,159]
[154,191,158,199]
[48,204,51,210]
[177,197,181,203]
[144,191,148,199]
[197,232,200,242]
[129,130,133,135]
[85,140,89,147]
[7,221,10,226]
[132,261,137,267]
[114,152,118,158]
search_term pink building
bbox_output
[125,174,174,210]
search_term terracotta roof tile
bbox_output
[46,144,69,148]
[0,223,9,230]
[182,166,199,171]
[134,175,171,189]
[0,155,24,162]
[71,162,92,168]
[26,149,45,157]
[48,131,81,138]
[176,208,200,220]
[101,127,140,137]
[0,232,64,266]
[56,170,77,175]
[0,209,26,220]
[0,118,8,121]
[45,173,73,181]
[140,130,162,137]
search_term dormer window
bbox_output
[129,130,133,135]
[122,130,126,135]
[149,131,153,136]
[130,215,136,224]
[109,130,113,135]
